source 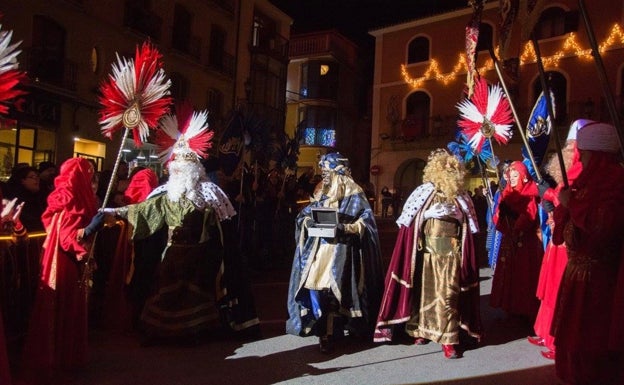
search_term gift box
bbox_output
[308,208,338,238]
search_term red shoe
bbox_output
[527,336,545,347]
[442,344,458,359]
[414,337,430,345]
[540,350,555,360]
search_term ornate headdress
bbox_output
[98,42,171,146]
[319,152,351,176]
[155,101,214,164]
[0,21,26,115]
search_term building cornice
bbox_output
[369,2,499,37]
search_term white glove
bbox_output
[424,203,463,221]
[423,204,447,220]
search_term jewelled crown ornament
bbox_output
[155,101,215,164]
[457,77,514,153]
[98,41,172,146]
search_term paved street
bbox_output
[50,219,561,385]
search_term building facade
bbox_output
[285,30,371,183]
[1,0,291,178]
[369,1,624,209]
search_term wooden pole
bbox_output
[577,0,624,159]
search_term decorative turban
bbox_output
[567,119,595,141]
[319,152,351,175]
[576,121,621,153]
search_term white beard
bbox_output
[166,160,203,204]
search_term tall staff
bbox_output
[487,47,542,182]
[577,0,624,158]
[82,42,172,286]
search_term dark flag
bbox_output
[218,112,245,176]
[521,90,554,179]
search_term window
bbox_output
[172,4,192,53]
[534,7,578,40]
[300,61,338,100]
[206,88,223,122]
[299,106,336,147]
[123,0,162,40]
[170,72,189,101]
[31,16,66,86]
[476,23,493,52]
[403,92,430,140]
[252,11,277,50]
[407,36,429,64]
[209,26,226,69]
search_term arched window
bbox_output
[407,36,429,64]
[403,92,430,140]
[31,15,67,87]
[532,71,567,124]
[476,22,493,52]
[534,7,578,40]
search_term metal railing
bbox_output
[0,232,46,348]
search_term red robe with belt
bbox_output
[20,158,97,383]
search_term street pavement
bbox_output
[51,218,561,385]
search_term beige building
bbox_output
[285,29,370,183]
[1,0,291,178]
[369,1,624,209]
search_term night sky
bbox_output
[269,0,469,47]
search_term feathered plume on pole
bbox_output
[0,21,27,115]
[154,101,215,164]
[97,41,171,209]
[457,77,514,154]
[98,41,172,146]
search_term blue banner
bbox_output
[521,90,554,179]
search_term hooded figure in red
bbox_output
[489,161,543,321]
[530,120,585,359]
[20,158,100,384]
[551,122,624,385]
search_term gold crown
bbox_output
[172,137,199,161]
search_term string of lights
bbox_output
[402,23,624,88]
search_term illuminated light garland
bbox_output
[402,23,624,88]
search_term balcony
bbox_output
[250,30,289,61]
[21,48,77,91]
[289,31,357,68]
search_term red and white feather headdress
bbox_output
[155,101,214,164]
[0,21,26,115]
[457,77,514,153]
[98,42,171,146]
